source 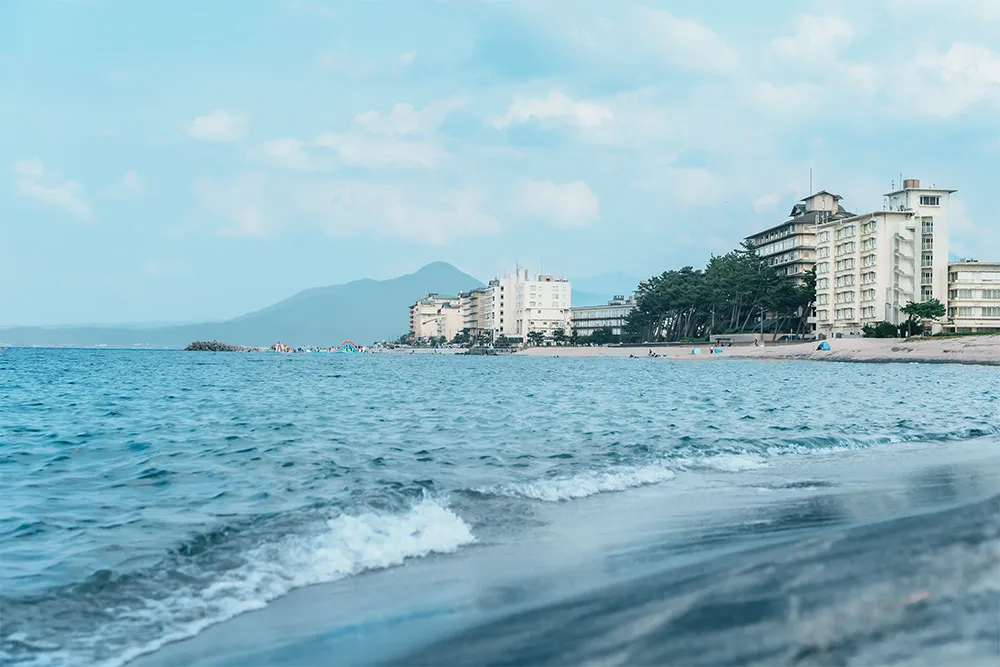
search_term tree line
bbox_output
[623,241,815,343]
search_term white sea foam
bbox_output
[698,453,769,472]
[483,465,677,502]
[81,499,475,667]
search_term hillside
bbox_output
[0,262,483,348]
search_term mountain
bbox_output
[571,271,641,298]
[0,262,483,348]
[571,290,614,307]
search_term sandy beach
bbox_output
[517,335,1000,366]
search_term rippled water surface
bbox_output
[1,348,998,666]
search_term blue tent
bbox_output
[817,341,831,351]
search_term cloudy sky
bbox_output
[3,0,999,325]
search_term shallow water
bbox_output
[1,349,998,666]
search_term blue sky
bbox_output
[2,0,999,325]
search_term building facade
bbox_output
[408,294,462,342]
[746,191,855,281]
[814,179,953,337]
[485,269,572,341]
[946,260,1000,333]
[571,296,636,338]
[459,287,489,338]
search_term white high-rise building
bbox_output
[814,178,953,337]
[485,269,572,341]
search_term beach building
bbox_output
[814,178,953,337]
[459,287,489,338]
[571,295,636,338]
[945,260,1000,333]
[408,294,463,342]
[745,191,855,282]
[485,269,572,342]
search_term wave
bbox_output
[478,465,677,502]
[0,499,474,667]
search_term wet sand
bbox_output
[517,335,1000,366]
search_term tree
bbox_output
[590,327,615,345]
[863,321,900,338]
[526,331,545,347]
[552,329,566,345]
[624,241,804,344]
[901,298,946,337]
[569,329,579,346]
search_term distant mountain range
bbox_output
[0,263,641,348]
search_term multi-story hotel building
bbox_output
[746,191,855,281]
[408,294,463,342]
[484,269,572,341]
[571,295,636,338]
[814,179,953,337]
[459,287,489,338]
[946,260,1000,333]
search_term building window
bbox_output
[984,307,1000,317]
[921,270,933,284]
[921,288,933,301]
[983,289,1000,300]
[919,196,940,206]
[921,238,934,250]
[817,278,829,289]
[958,307,975,317]
[921,217,934,234]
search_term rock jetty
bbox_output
[184,341,249,352]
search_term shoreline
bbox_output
[516,335,1000,366]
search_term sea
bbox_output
[1,348,998,667]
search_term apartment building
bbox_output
[814,179,953,337]
[946,260,1000,333]
[459,287,489,338]
[485,269,572,341]
[571,295,636,338]
[408,294,463,342]
[745,190,855,281]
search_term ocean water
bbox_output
[1,348,998,666]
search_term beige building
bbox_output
[814,179,953,337]
[485,269,572,342]
[459,287,489,338]
[946,260,1000,333]
[571,296,636,338]
[408,294,462,342]
[746,191,855,281]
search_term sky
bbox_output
[2,0,1000,326]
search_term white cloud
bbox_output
[518,180,599,228]
[297,182,500,244]
[902,42,1000,116]
[769,15,855,69]
[354,96,467,136]
[187,110,248,142]
[398,50,418,68]
[317,50,420,77]
[143,259,187,278]
[635,8,739,74]
[258,138,330,171]
[259,98,461,171]
[102,170,144,199]
[314,132,447,169]
[12,158,92,220]
[495,92,613,129]
[193,173,267,237]
[752,193,781,212]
